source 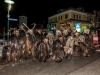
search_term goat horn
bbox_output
[19,24,27,34]
[23,23,30,29]
[17,24,22,30]
[32,23,36,29]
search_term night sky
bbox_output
[0,0,100,28]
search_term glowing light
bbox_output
[51,27,54,29]
[8,18,18,21]
[75,23,81,32]
[5,0,14,4]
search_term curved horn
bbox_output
[19,24,27,34]
[32,23,36,30]
[17,24,22,30]
[23,23,29,29]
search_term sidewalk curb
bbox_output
[0,59,32,70]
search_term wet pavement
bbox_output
[0,49,100,75]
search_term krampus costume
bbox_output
[38,38,50,62]
[73,32,90,57]
[53,35,66,62]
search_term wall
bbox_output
[19,16,27,25]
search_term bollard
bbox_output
[93,34,98,45]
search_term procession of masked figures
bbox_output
[1,23,95,64]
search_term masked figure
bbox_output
[83,28,94,49]
[53,36,66,62]
[47,33,55,55]
[55,30,62,40]
[65,36,74,59]
[38,38,50,62]
[34,29,44,52]
[74,40,90,57]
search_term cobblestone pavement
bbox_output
[0,49,100,75]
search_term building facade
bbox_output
[19,16,27,25]
[48,8,93,32]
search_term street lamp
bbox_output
[5,0,14,41]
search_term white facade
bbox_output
[19,16,27,25]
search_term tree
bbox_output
[92,10,100,30]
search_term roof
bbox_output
[60,19,91,24]
[49,7,90,18]
[19,15,27,18]
[57,7,86,13]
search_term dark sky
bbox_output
[0,0,100,27]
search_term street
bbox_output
[67,58,100,75]
[0,49,100,75]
